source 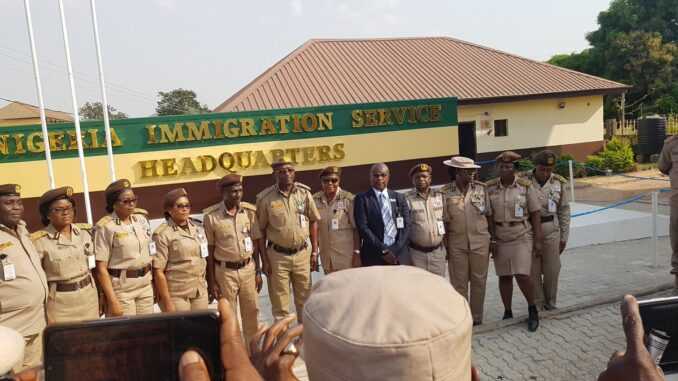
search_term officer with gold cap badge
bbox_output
[94,179,154,316]
[441,156,492,326]
[486,151,544,331]
[253,158,320,322]
[152,188,208,312]
[313,166,360,273]
[525,150,570,310]
[203,174,262,345]
[32,186,99,323]
[0,184,48,372]
[405,163,447,277]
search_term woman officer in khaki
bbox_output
[152,188,208,312]
[94,179,154,316]
[487,151,543,332]
[312,166,361,273]
[32,186,99,323]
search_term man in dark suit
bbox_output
[354,163,411,266]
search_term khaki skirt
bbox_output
[494,236,533,276]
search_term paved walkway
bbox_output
[473,289,674,381]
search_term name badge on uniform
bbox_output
[331,218,339,231]
[437,220,446,235]
[299,214,308,228]
[200,242,209,258]
[1,261,16,281]
[244,237,253,253]
[149,241,157,256]
[87,255,96,270]
[396,216,404,229]
[548,199,557,213]
[515,203,524,218]
[433,196,443,208]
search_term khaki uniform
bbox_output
[32,223,99,323]
[525,172,571,308]
[254,183,320,320]
[405,189,447,277]
[0,221,48,372]
[152,219,208,311]
[487,177,540,276]
[94,212,154,316]
[203,202,259,342]
[658,135,678,274]
[442,181,491,322]
[313,189,356,273]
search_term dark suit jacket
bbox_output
[354,189,411,266]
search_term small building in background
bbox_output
[0,101,72,127]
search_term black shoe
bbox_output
[527,305,539,332]
[502,310,513,320]
[543,303,557,311]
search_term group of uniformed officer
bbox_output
[0,149,570,372]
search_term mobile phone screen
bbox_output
[639,296,678,374]
[44,311,222,381]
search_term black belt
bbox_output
[51,275,92,292]
[216,257,251,270]
[541,215,555,223]
[409,242,443,253]
[108,265,151,278]
[269,241,308,255]
[496,221,524,226]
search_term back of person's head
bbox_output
[302,266,472,381]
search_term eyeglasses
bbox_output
[50,206,74,214]
[174,203,191,209]
[117,198,138,205]
[322,178,339,184]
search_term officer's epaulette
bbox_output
[312,191,323,200]
[485,178,500,187]
[340,189,355,200]
[202,202,221,215]
[294,182,311,191]
[473,180,487,187]
[552,174,567,183]
[133,208,149,217]
[517,178,532,187]
[30,230,49,241]
[240,201,256,211]
[439,183,454,193]
[153,223,169,236]
[256,185,276,199]
[74,223,92,231]
[189,217,203,225]
[96,215,113,227]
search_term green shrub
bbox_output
[586,138,635,173]
[515,158,534,172]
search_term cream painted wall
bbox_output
[458,95,604,153]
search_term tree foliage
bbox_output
[548,0,678,117]
[155,88,210,116]
[79,102,128,120]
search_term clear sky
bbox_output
[1,0,612,117]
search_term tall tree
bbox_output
[79,102,128,120]
[155,88,210,116]
[548,0,678,117]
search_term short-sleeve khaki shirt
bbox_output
[254,183,321,249]
[658,135,678,189]
[94,212,152,270]
[203,202,257,262]
[32,223,94,283]
[406,189,445,248]
[442,181,491,251]
[0,221,48,336]
[487,176,540,242]
[313,189,355,263]
[152,219,207,298]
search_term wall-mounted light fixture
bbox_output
[558,101,566,109]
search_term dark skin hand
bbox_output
[597,295,666,381]
[250,315,303,381]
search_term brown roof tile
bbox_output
[0,101,73,122]
[215,37,629,112]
